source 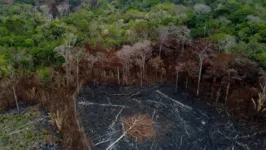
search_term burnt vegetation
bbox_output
[1,0,266,149]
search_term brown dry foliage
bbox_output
[0,70,91,150]
[121,114,155,143]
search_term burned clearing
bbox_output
[77,84,266,150]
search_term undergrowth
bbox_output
[0,105,59,150]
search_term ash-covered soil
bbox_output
[77,84,266,150]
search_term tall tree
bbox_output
[193,39,213,96]
[54,44,70,85]
[197,50,207,96]
[205,53,235,102]
[86,54,98,75]
[116,45,134,85]
[170,25,191,53]
[72,47,85,93]
[175,61,185,92]
[157,26,169,56]
[6,64,20,113]
[132,40,153,87]
[54,33,77,86]
[183,60,198,89]
[222,69,238,106]
[149,56,164,81]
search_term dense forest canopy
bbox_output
[0,0,266,76]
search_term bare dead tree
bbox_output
[54,33,77,86]
[117,66,120,85]
[157,25,190,55]
[86,54,98,74]
[116,45,134,85]
[193,40,213,96]
[106,114,155,150]
[149,56,164,81]
[183,60,198,90]
[175,62,185,92]
[97,52,110,80]
[65,33,77,83]
[197,50,207,96]
[72,47,85,93]
[7,61,20,113]
[215,85,221,104]
[170,25,191,53]
[157,26,170,56]
[204,53,234,101]
[252,78,266,113]
[222,69,238,106]
[160,67,166,83]
[216,35,236,52]
[132,41,153,87]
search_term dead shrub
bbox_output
[121,114,155,143]
[50,109,66,132]
[251,80,266,113]
[0,70,91,150]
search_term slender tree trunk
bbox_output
[66,62,69,86]
[67,50,71,86]
[215,85,221,104]
[159,37,166,56]
[13,86,19,114]
[127,69,130,85]
[142,63,145,87]
[140,69,143,88]
[159,42,163,57]
[211,76,217,100]
[185,76,188,89]
[225,83,231,106]
[175,72,179,92]
[117,67,120,85]
[145,64,148,80]
[125,68,128,85]
[90,66,93,77]
[204,21,207,37]
[197,60,203,96]
[181,42,184,53]
[155,68,158,81]
[123,68,126,85]
[160,72,163,83]
[76,62,79,93]
[103,70,106,80]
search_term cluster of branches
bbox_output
[106,114,155,150]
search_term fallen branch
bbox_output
[78,101,127,108]
[111,90,140,97]
[130,91,141,98]
[105,120,137,150]
[155,90,192,110]
[105,114,155,150]
[106,130,127,150]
